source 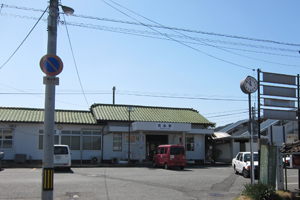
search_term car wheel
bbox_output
[234,165,238,174]
[164,162,168,170]
[180,166,184,170]
[242,168,249,178]
[152,161,156,168]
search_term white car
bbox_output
[54,145,71,170]
[232,152,258,178]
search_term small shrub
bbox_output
[241,183,277,200]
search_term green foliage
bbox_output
[242,183,277,200]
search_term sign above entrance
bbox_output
[156,123,174,130]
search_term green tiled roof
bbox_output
[91,104,215,125]
[0,104,215,126]
[0,107,97,124]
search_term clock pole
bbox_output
[248,93,255,185]
[241,76,258,185]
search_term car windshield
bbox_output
[170,147,185,155]
[244,153,258,162]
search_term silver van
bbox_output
[54,145,71,170]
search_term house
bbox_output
[212,119,298,163]
[0,103,215,164]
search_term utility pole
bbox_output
[40,2,73,199]
[41,0,58,199]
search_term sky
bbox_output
[0,0,300,127]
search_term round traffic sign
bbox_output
[40,54,63,76]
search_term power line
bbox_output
[101,0,253,70]
[2,13,300,55]
[62,14,90,108]
[0,6,48,70]
[3,3,300,47]
[102,0,300,69]
[0,88,247,102]
[1,13,299,69]
[203,108,247,116]
[206,110,249,118]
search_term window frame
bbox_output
[113,133,122,151]
[82,130,102,151]
[0,129,13,150]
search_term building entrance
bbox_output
[146,135,168,161]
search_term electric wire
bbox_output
[0,6,48,70]
[2,13,300,55]
[205,110,249,118]
[103,0,300,68]
[101,0,253,70]
[0,83,247,102]
[3,3,300,47]
[3,5,297,69]
[203,108,248,116]
[0,83,87,108]
[62,14,90,108]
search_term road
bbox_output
[0,165,298,200]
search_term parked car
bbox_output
[152,144,186,170]
[232,152,258,178]
[54,145,71,170]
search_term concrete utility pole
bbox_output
[42,0,58,199]
[40,1,73,199]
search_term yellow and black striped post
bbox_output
[43,168,54,190]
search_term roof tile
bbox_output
[0,107,96,124]
[91,104,214,125]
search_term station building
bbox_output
[0,104,214,164]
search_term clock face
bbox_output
[243,76,258,93]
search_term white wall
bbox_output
[4,123,43,160]
[185,134,205,160]
[1,123,103,161]
[1,121,209,162]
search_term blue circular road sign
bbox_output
[40,54,63,76]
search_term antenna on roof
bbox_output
[112,86,116,104]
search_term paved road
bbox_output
[0,165,298,200]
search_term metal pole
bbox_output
[297,74,300,189]
[249,94,254,184]
[112,86,116,104]
[257,69,261,182]
[128,110,131,163]
[283,125,287,191]
[42,0,58,199]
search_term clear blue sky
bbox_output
[0,0,300,127]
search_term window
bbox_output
[155,148,160,154]
[186,135,194,151]
[164,148,168,154]
[61,130,80,150]
[170,147,185,155]
[238,154,243,161]
[160,148,164,154]
[0,129,13,149]
[179,135,194,151]
[113,133,122,151]
[54,146,69,154]
[244,154,250,162]
[82,131,101,150]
